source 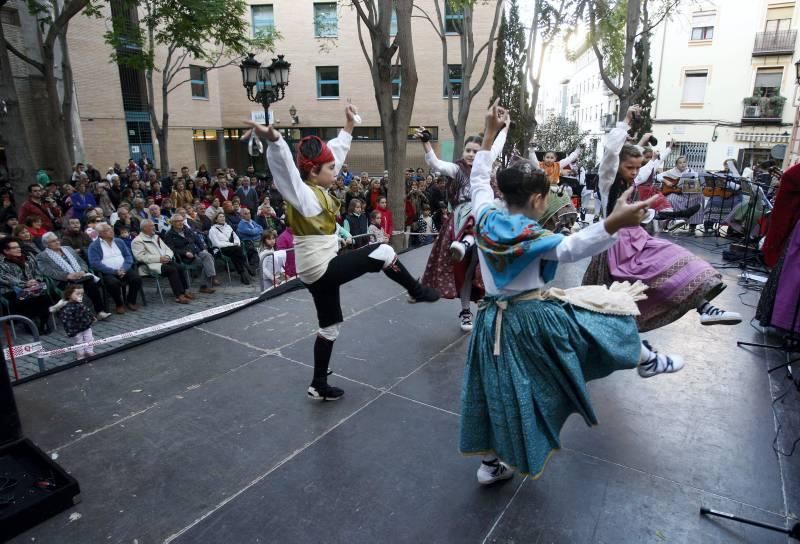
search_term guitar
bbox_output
[660,175,682,195]
[702,175,735,199]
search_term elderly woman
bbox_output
[172,180,194,210]
[0,237,53,333]
[208,211,251,284]
[13,224,41,257]
[36,232,111,320]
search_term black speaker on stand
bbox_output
[0,348,81,542]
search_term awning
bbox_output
[734,132,790,143]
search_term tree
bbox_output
[491,0,534,163]
[629,31,654,137]
[3,0,104,181]
[106,0,277,174]
[416,0,504,161]
[532,114,589,156]
[350,0,418,247]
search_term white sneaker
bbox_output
[638,341,685,378]
[477,459,514,485]
[96,311,111,320]
[459,309,473,332]
[699,304,742,325]
[449,241,467,262]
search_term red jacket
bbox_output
[18,200,54,231]
[213,187,233,203]
[375,204,393,238]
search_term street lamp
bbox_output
[239,53,291,118]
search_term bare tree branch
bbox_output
[4,39,45,73]
[411,4,442,37]
[355,7,374,71]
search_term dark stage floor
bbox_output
[9,235,800,543]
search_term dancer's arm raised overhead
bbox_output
[598,105,639,216]
[415,126,459,178]
[559,142,585,169]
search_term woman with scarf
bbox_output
[461,102,682,486]
[0,237,53,333]
[416,123,509,332]
[583,105,741,340]
[36,232,111,320]
[244,104,439,402]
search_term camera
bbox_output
[419,129,432,143]
[648,135,658,146]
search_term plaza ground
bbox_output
[8,236,800,543]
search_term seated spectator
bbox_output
[236,176,259,214]
[13,225,41,257]
[131,219,192,304]
[343,198,369,249]
[187,204,210,233]
[117,226,133,250]
[113,206,140,237]
[24,215,47,240]
[237,207,262,268]
[205,197,222,221]
[84,214,102,241]
[37,232,110,319]
[258,230,287,288]
[161,198,175,218]
[2,214,18,236]
[96,186,116,220]
[276,226,296,278]
[69,181,97,221]
[18,184,55,232]
[213,174,233,202]
[60,218,93,259]
[164,213,218,293]
[132,197,148,219]
[222,200,241,230]
[147,204,169,233]
[0,237,52,333]
[172,180,194,210]
[88,223,142,313]
[255,196,281,232]
[208,212,251,284]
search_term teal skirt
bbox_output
[459,297,640,477]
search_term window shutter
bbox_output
[682,71,708,103]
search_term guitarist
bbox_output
[658,156,704,233]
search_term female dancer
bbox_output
[244,105,439,401]
[461,101,683,485]
[583,105,741,337]
[416,124,508,331]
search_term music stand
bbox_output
[699,171,740,240]
[730,177,773,276]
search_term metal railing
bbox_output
[741,101,785,122]
[752,29,797,56]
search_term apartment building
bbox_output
[2,0,498,176]
[649,0,799,171]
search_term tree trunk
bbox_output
[0,21,36,203]
[158,79,170,173]
[58,29,77,162]
[41,51,73,182]
[616,0,641,119]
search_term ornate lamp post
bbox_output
[239,53,291,119]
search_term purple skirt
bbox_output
[772,222,800,333]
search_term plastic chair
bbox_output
[136,262,166,304]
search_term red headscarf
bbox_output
[296,136,335,178]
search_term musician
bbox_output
[657,155,704,234]
[703,159,744,234]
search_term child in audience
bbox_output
[117,227,133,250]
[368,209,388,244]
[258,229,287,287]
[412,204,437,246]
[50,284,96,360]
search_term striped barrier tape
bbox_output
[3,341,44,361]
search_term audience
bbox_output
[88,223,142,313]
[132,219,192,304]
[163,214,218,293]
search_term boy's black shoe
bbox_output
[307,383,344,401]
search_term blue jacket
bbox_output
[88,238,135,274]
[237,219,263,241]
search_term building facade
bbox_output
[1,0,498,178]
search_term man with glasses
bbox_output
[18,184,55,232]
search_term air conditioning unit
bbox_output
[744,105,761,117]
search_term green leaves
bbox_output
[533,115,590,156]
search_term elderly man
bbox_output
[236,207,263,269]
[37,232,111,319]
[113,205,141,237]
[164,213,218,293]
[235,176,259,214]
[132,219,192,304]
[60,217,93,260]
[88,224,142,313]
[147,204,169,233]
[213,173,233,202]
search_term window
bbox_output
[444,64,462,97]
[190,66,208,99]
[251,5,274,37]
[391,65,402,98]
[690,12,715,40]
[314,2,337,37]
[445,1,464,34]
[316,66,339,98]
[681,70,708,104]
[754,67,783,97]
[765,5,793,32]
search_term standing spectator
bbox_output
[37,232,110,319]
[163,213,218,293]
[61,218,93,259]
[195,164,211,183]
[132,219,192,304]
[411,204,438,246]
[50,284,96,360]
[172,179,193,210]
[71,162,86,183]
[340,163,354,186]
[18,184,55,232]
[127,158,143,179]
[275,226,296,279]
[86,163,103,184]
[375,196,393,238]
[367,209,389,244]
[258,230,287,287]
[69,182,97,221]
[161,168,178,195]
[255,196,280,232]
[108,175,123,207]
[208,212,251,284]
[213,173,233,202]
[88,223,143,313]
[137,151,152,173]
[365,179,383,213]
[406,180,429,224]
[236,176,259,214]
[342,199,369,249]
[180,166,193,184]
[0,237,52,333]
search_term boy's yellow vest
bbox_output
[285,182,340,236]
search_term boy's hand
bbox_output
[482,99,507,150]
[624,105,642,126]
[242,121,280,143]
[604,186,658,234]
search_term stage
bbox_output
[9,237,800,543]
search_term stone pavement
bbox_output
[4,269,265,381]
[8,235,800,543]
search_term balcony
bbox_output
[752,29,797,56]
[741,96,785,124]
